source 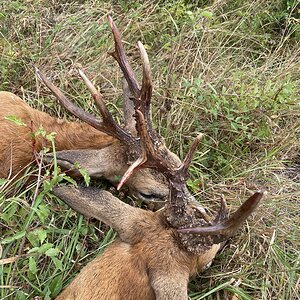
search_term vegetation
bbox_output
[1,0,299,299]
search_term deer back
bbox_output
[0,91,116,178]
[56,241,155,300]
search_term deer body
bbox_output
[0,91,115,178]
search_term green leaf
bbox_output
[63,175,78,186]
[27,228,47,246]
[28,247,40,254]
[46,132,57,142]
[36,228,47,244]
[4,115,26,126]
[78,167,90,187]
[34,204,50,223]
[26,232,40,248]
[44,287,52,300]
[0,230,26,244]
[51,257,63,271]
[34,126,46,137]
[38,243,53,254]
[200,10,213,19]
[49,274,63,297]
[45,247,60,257]
[15,290,27,300]
[1,202,18,223]
[29,257,37,275]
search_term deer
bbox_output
[49,16,264,300]
[53,185,262,300]
[0,17,181,204]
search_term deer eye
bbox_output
[204,261,212,270]
[139,192,164,202]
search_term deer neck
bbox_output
[31,110,117,151]
[50,120,116,151]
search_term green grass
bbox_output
[1,0,300,299]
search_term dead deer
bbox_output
[0,17,183,203]
[51,16,264,300]
[54,186,262,300]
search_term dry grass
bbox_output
[0,0,300,299]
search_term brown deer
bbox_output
[51,16,264,300]
[53,186,262,300]
[0,91,114,177]
[0,17,181,203]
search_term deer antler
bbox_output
[37,16,162,165]
[111,25,264,253]
[107,16,140,99]
[129,113,263,251]
[178,191,263,237]
[36,68,137,148]
[107,17,154,134]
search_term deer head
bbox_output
[36,16,185,204]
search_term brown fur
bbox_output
[0,92,173,202]
[53,186,221,300]
[0,91,116,178]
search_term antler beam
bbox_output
[36,68,136,146]
[107,16,140,99]
[177,191,264,237]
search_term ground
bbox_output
[0,1,299,299]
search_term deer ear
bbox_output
[45,147,124,182]
[53,185,142,243]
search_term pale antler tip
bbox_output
[107,15,114,28]
[137,41,148,58]
[259,190,267,196]
[137,40,142,48]
[177,190,264,235]
[78,69,84,77]
[116,181,124,191]
[196,133,204,140]
[117,165,135,191]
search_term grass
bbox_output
[1,0,300,299]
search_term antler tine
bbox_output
[117,109,174,190]
[78,69,134,143]
[36,68,106,133]
[136,110,173,174]
[107,16,140,99]
[177,191,264,238]
[36,67,135,144]
[137,41,153,130]
[178,133,204,177]
[122,79,136,133]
